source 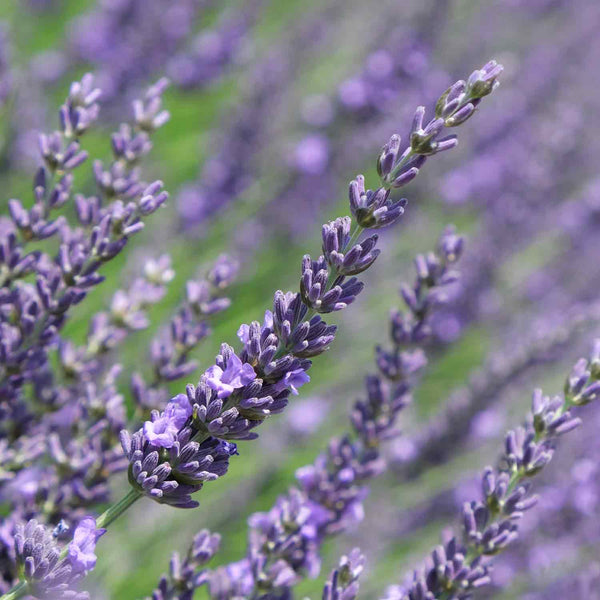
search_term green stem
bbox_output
[95,488,142,529]
[0,580,28,600]
[346,223,363,249]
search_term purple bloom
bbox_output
[68,517,106,574]
[205,352,256,398]
[322,549,365,600]
[275,368,311,395]
[143,394,192,448]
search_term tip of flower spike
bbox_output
[467,60,504,98]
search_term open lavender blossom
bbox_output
[67,518,106,574]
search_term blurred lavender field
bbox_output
[1,0,600,598]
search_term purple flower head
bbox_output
[275,368,311,395]
[205,352,256,398]
[67,517,106,574]
[143,394,192,448]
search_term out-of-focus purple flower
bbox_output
[285,397,326,437]
[292,134,330,175]
[300,94,335,127]
[322,548,365,600]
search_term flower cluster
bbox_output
[11,517,104,599]
[150,225,466,599]
[122,58,498,512]
[376,60,502,190]
[150,530,221,600]
[0,74,169,409]
[385,342,600,600]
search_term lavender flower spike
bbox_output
[378,60,504,189]
[384,341,600,600]
[12,516,104,599]
[118,63,499,515]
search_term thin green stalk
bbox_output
[95,488,143,529]
[0,581,28,600]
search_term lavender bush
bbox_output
[1,1,599,599]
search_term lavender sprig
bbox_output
[4,517,105,600]
[116,61,500,514]
[0,75,170,407]
[2,59,500,600]
[384,341,600,600]
[377,60,502,190]
[199,228,464,599]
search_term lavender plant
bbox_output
[119,62,501,513]
[382,342,600,600]
[0,59,501,599]
[148,225,465,598]
[8,4,600,597]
